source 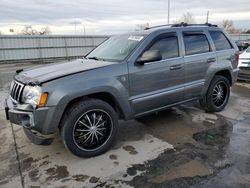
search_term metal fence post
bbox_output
[38,36,43,62]
[64,37,68,60]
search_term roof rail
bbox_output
[144,22,218,30]
[144,24,172,30]
[171,22,218,27]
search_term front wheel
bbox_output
[200,75,230,112]
[60,99,118,158]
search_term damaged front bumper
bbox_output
[5,96,56,144]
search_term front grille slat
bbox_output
[10,81,24,103]
[11,83,17,97]
[13,84,18,99]
[17,85,24,102]
[14,85,20,100]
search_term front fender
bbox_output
[40,64,132,131]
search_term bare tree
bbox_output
[39,26,51,35]
[21,25,51,35]
[245,30,250,34]
[135,23,149,31]
[21,25,38,35]
[176,12,196,24]
[221,20,244,34]
[222,20,233,30]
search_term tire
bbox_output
[200,75,230,112]
[60,98,118,158]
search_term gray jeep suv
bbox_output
[5,23,239,157]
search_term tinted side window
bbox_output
[149,36,179,59]
[183,34,210,56]
[209,31,232,51]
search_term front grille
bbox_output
[239,67,250,71]
[242,62,250,64]
[10,81,25,103]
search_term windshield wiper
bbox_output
[87,56,101,61]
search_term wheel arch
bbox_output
[214,69,232,86]
[58,92,126,129]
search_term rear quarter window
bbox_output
[209,31,233,51]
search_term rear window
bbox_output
[183,34,210,56]
[209,31,232,51]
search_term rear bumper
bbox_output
[232,68,239,84]
[238,67,250,81]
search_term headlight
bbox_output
[21,86,42,106]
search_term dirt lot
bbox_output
[0,63,250,188]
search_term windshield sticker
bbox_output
[128,36,144,41]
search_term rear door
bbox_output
[182,31,216,99]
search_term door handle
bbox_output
[207,58,216,63]
[170,64,182,70]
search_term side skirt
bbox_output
[134,97,199,118]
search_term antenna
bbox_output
[206,11,209,23]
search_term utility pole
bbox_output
[168,0,170,24]
[206,11,209,23]
[83,25,86,35]
[70,21,81,34]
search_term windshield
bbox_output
[86,34,145,62]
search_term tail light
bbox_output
[235,52,239,62]
[234,52,239,68]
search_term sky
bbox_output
[0,0,250,35]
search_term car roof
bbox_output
[129,23,223,36]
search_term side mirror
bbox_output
[136,50,162,65]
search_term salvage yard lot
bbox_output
[0,63,250,188]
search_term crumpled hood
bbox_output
[15,59,115,85]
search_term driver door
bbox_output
[128,33,185,116]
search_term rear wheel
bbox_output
[200,75,230,112]
[60,99,118,158]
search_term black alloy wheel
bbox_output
[60,99,118,158]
